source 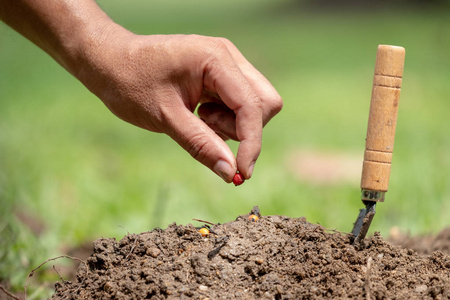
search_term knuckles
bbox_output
[268,93,283,115]
[199,36,235,62]
[262,93,283,125]
[207,37,234,52]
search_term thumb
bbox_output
[165,107,237,182]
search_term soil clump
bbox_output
[51,207,450,299]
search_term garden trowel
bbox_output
[351,45,405,245]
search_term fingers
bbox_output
[149,35,281,182]
[164,105,238,183]
[202,44,263,179]
[197,102,237,141]
[199,37,282,149]
[218,38,283,126]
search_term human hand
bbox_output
[76,32,282,182]
[0,0,281,183]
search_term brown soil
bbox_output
[51,207,450,300]
[389,227,450,256]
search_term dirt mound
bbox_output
[52,207,450,299]
[390,227,450,256]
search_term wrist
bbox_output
[59,13,131,82]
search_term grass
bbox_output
[1,0,450,296]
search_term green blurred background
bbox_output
[1,0,450,296]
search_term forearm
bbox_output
[0,0,123,77]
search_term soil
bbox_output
[389,227,450,256]
[50,207,450,300]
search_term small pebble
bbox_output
[146,247,161,258]
[415,285,427,293]
[103,282,113,292]
[199,285,208,291]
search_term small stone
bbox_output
[255,258,264,265]
[199,285,208,291]
[147,247,161,258]
[103,282,113,292]
[415,285,427,293]
[276,286,284,294]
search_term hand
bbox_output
[76,32,282,182]
[0,0,282,183]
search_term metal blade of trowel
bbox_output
[351,45,405,245]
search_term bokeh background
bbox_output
[1,0,450,296]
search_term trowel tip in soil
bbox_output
[352,201,376,246]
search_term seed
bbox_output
[248,215,259,222]
[199,228,210,237]
[232,173,245,186]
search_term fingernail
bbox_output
[248,161,256,179]
[214,160,234,182]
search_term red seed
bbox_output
[232,173,245,186]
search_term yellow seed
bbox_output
[199,228,210,237]
[248,215,259,222]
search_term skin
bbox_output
[0,0,282,183]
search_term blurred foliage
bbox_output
[296,0,450,10]
[1,0,450,295]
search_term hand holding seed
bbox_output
[0,0,283,183]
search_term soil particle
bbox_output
[52,207,450,299]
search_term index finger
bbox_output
[202,44,262,179]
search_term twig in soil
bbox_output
[323,227,348,235]
[0,284,22,300]
[192,219,218,226]
[24,255,87,300]
[207,235,229,260]
[250,206,261,217]
[118,225,131,235]
[365,256,373,300]
[125,235,139,260]
[52,265,66,284]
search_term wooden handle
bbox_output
[360,45,405,198]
